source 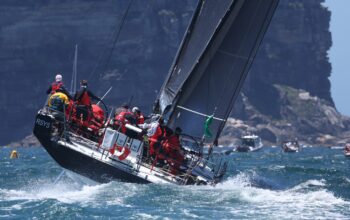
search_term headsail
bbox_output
[157,0,279,143]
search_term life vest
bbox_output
[163,134,181,153]
[150,125,164,141]
[115,111,136,125]
[92,104,105,123]
[162,134,184,174]
[51,82,63,94]
[136,113,145,125]
[77,90,91,106]
[148,124,164,157]
[87,104,105,132]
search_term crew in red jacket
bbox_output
[74,80,100,106]
[161,127,184,174]
[139,115,165,157]
[74,80,101,122]
[132,107,145,125]
[46,74,72,98]
[113,107,136,133]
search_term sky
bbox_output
[324,0,350,116]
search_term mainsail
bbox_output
[157,0,279,143]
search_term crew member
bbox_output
[139,115,165,157]
[113,105,136,134]
[48,88,70,112]
[132,107,145,125]
[162,127,184,174]
[74,80,100,106]
[46,74,71,98]
[74,80,101,121]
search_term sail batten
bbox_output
[157,0,279,143]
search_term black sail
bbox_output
[158,0,279,143]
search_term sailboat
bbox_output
[33,0,279,185]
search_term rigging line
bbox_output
[87,0,134,81]
[100,0,134,75]
[70,44,78,94]
[97,86,113,105]
[177,105,225,121]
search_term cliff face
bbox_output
[238,0,332,119]
[0,0,335,145]
[0,0,196,144]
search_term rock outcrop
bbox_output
[223,86,350,147]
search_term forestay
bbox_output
[157,0,279,143]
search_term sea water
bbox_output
[0,146,349,219]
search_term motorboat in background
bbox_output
[235,133,263,152]
[344,143,350,157]
[282,140,300,153]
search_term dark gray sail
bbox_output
[158,0,279,143]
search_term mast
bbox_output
[70,44,78,94]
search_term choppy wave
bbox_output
[0,147,350,219]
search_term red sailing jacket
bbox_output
[76,91,91,106]
[150,125,164,141]
[136,113,145,125]
[115,111,136,124]
[163,134,181,155]
[51,82,63,94]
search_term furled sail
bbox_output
[157,0,279,143]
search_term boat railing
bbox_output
[39,105,223,184]
[39,105,103,145]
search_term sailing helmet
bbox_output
[132,107,140,113]
[55,74,62,82]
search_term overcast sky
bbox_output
[324,0,350,116]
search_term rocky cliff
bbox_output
[0,0,343,146]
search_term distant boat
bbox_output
[282,140,300,153]
[344,143,350,157]
[236,133,263,152]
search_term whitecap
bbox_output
[290,179,326,191]
[185,174,350,219]
[268,165,285,171]
[182,209,199,218]
[330,146,344,150]
[135,213,154,219]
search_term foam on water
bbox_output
[0,183,104,204]
[330,146,344,150]
[1,147,349,219]
[184,173,350,219]
[1,173,349,219]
